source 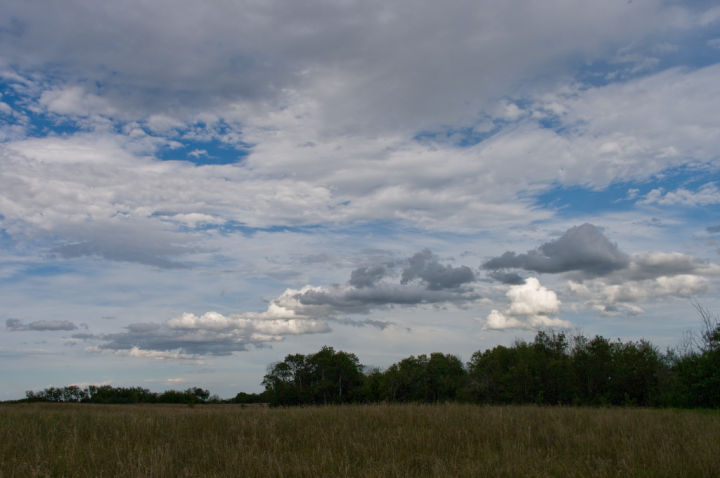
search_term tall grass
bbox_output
[1,403,718,477]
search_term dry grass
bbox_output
[0,403,718,477]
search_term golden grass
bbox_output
[0,403,718,477]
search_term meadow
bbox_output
[1,403,718,477]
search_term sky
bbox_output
[1,0,720,400]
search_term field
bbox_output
[0,403,718,477]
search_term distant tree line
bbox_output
[21,385,271,405]
[261,303,720,408]
[12,303,719,409]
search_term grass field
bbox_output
[0,403,718,477]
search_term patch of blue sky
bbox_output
[152,216,325,236]
[534,165,720,219]
[155,137,251,165]
[25,113,83,138]
[573,28,720,89]
[0,80,84,138]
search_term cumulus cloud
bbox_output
[400,249,475,290]
[486,270,526,285]
[565,252,720,314]
[85,346,204,362]
[480,278,571,330]
[80,306,330,357]
[483,224,720,317]
[289,249,478,315]
[483,224,629,278]
[6,319,78,331]
[349,264,389,288]
[81,249,477,357]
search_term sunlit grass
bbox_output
[1,403,718,477]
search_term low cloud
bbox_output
[568,274,712,314]
[48,240,190,269]
[401,249,476,290]
[292,249,478,314]
[482,224,629,278]
[349,264,389,288]
[486,270,526,285]
[6,318,78,331]
[483,223,720,316]
[82,249,478,358]
[480,278,571,331]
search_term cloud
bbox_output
[81,308,330,357]
[38,87,118,117]
[568,274,711,312]
[566,252,720,313]
[81,249,477,357]
[349,264,389,288]
[480,278,571,330]
[293,283,479,315]
[0,0,693,133]
[486,270,526,285]
[707,225,720,233]
[482,224,720,317]
[85,346,204,362]
[48,240,190,269]
[400,249,476,290]
[289,249,479,315]
[638,183,720,206]
[6,319,78,331]
[483,224,629,278]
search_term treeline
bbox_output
[262,317,720,408]
[13,305,719,409]
[22,385,270,405]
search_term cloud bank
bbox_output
[80,249,479,358]
[484,224,720,319]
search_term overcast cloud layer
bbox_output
[1,0,719,399]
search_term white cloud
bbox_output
[168,213,225,228]
[85,346,204,362]
[39,87,118,117]
[638,183,720,206]
[480,278,571,330]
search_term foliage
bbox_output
[262,346,365,406]
[24,386,213,405]
[16,303,720,409]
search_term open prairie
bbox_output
[1,403,718,477]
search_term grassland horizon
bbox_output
[1,402,718,477]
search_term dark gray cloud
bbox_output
[707,225,720,233]
[349,264,388,288]
[48,240,189,269]
[482,224,629,278]
[6,318,78,331]
[486,270,526,285]
[295,284,480,315]
[293,249,479,314]
[89,326,253,356]
[400,249,475,290]
[71,333,95,340]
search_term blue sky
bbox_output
[1,0,720,399]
